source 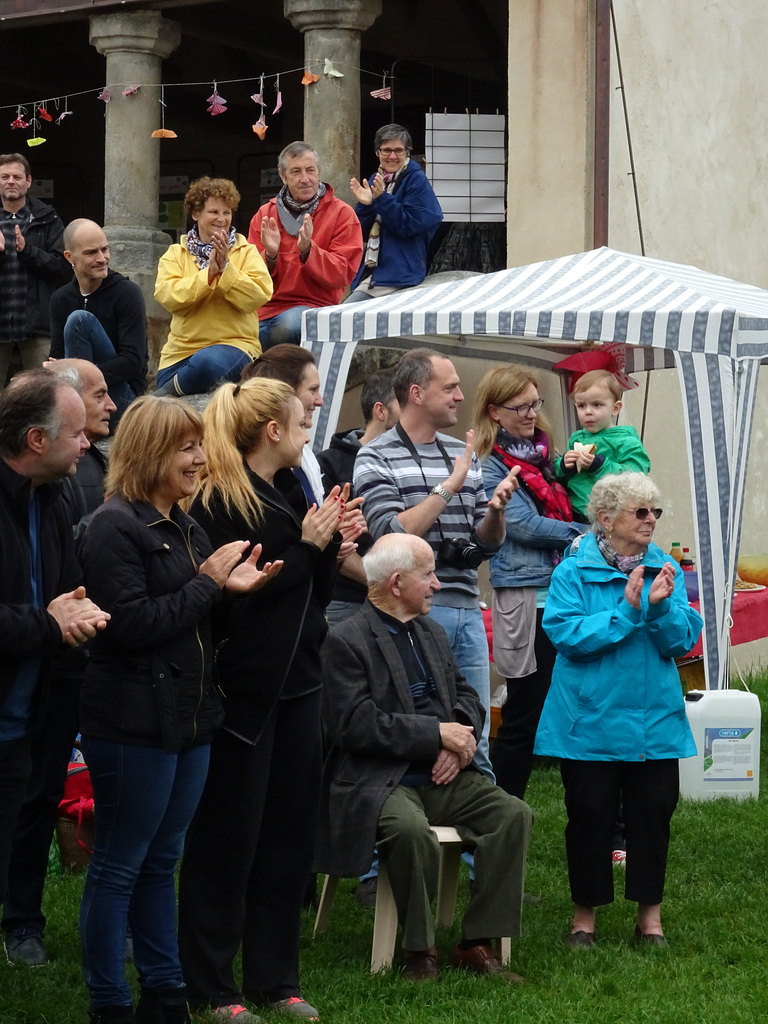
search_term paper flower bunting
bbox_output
[27,137,45,147]
[301,70,320,86]
[206,84,227,116]
[370,87,391,100]
[57,99,72,125]
[10,114,29,130]
[97,88,111,104]
[323,58,344,78]
[252,113,268,139]
[151,128,177,138]
[37,106,52,122]
[122,86,140,97]
[251,74,266,107]
[273,75,282,115]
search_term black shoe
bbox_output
[4,928,49,966]
[565,930,595,949]
[633,926,667,947]
[135,986,191,1024]
[89,1006,135,1024]
[355,877,378,908]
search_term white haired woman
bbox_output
[534,473,701,948]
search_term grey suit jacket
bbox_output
[314,600,484,877]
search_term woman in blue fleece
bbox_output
[535,472,700,949]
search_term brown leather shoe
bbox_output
[449,944,526,983]
[402,946,439,982]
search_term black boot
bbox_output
[135,986,191,1024]
[89,1006,135,1024]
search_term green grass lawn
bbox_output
[3,674,768,1024]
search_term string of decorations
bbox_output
[2,62,393,147]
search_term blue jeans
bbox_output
[156,345,252,395]
[257,307,313,349]
[427,604,495,782]
[63,310,137,419]
[80,737,210,1009]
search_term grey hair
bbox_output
[51,364,82,394]
[0,369,71,455]
[363,535,423,585]
[374,124,412,152]
[278,141,321,175]
[587,472,662,527]
[392,348,442,406]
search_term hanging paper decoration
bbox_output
[151,85,177,139]
[122,86,141,97]
[97,88,111,104]
[273,75,282,115]
[251,74,265,107]
[206,82,227,116]
[27,137,45,147]
[252,112,267,140]
[301,70,320,86]
[37,105,52,122]
[10,110,29,130]
[370,73,391,100]
[56,98,72,125]
[323,58,344,78]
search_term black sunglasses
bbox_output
[623,507,663,520]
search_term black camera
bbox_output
[438,537,484,570]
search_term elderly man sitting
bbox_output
[316,533,532,982]
[248,141,363,348]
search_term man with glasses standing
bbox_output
[346,124,443,302]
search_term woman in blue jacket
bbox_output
[474,365,584,799]
[346,124,443,301]
[535,472,700,948]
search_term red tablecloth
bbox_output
[687,587,768,657]
[482,588,768,661]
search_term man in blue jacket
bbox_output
[347,124,443,301]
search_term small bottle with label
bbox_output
[680,547,695,571]
[669,542,683,563]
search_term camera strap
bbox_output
[394,423,474,537]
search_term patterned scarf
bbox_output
[185,223,237,270]
[275,181,326,237]
[492,427,573,523]
[364,160,409,268]
[595,528,647,575]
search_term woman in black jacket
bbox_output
[78,396,280,1024]
[178,378,362,1024]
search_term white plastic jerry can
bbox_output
[678,689,761,801]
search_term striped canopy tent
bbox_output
[301,246,768,691]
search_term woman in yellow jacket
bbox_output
[155,177,273,396]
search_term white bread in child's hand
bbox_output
[572,441,596,473]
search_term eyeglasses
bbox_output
[623,507,663,520]
[378,147,408,156]
[499,398,545,416]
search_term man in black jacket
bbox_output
[317,367,399,627]
[0,154,69,387]
[0,370,109,936]
[49,219,148,422]
[316,534,532,982]
[2,359,115,966]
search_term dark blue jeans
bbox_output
[156,345,253,395]
[79,737,210,1009]
[257,307,312,349]
[63,310,138,420]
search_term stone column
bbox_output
[89,10,181,317]
[284,0,381,194]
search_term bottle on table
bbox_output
[669,542,683,563]
[680,547,695,572]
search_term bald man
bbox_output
[48,219,147,422]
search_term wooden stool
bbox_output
[314,825,511,972]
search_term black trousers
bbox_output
[2,679,80,933]
[0,735,34,906]
[560,758,680,908]
[491,609,556,800]
[178,689,322,1008]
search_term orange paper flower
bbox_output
[252,115,268,139]
[301,70,320,85]
[151,128,178,138]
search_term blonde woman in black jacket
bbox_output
[179,378,362,1024]
[78,396,280,1024]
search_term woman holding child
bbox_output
[535,472,700,947]
[472,366,584,799]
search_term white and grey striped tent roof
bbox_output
[302,246,768,690]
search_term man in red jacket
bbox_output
[248,142,363,349]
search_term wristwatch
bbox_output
[430,483,453,502]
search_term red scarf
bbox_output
[493,430,573,522]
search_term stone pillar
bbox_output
[89,10,181,318]
[284,0,381,194]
